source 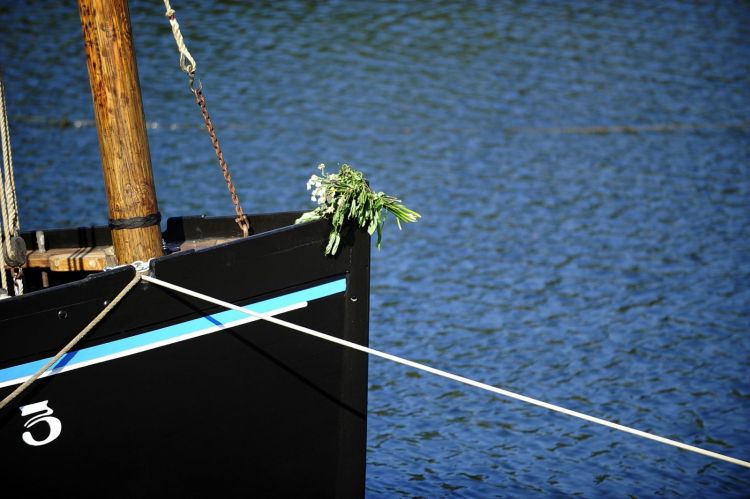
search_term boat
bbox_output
[0,1,369,496]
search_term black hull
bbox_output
[0,214,370,497]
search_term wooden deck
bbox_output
[15,238,234,272]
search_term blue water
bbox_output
[1,1,749,496]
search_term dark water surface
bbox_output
[2,0,749,496]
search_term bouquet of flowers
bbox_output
[296,164,420,255]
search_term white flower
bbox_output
[312,184,326,201]
[306,174,323,191]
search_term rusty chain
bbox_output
[190,84,249,237]
[164,1,249,237]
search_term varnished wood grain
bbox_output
[78,0,163,264]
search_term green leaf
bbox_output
[298,163,420,255]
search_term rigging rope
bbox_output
[162,0,197,79]
[162,0,249,237]
[140,274,750,470]
[0,69,23,296]
[0,271,142,410]
[2,266,747,468]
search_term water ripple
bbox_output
[2,0,749,496]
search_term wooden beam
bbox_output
[16,239,233,272]
[78,0,163,264]
[25,246,113,272]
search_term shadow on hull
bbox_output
[0,213,370,497]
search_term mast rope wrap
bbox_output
[0,69,25,296]
[108,211,162,230]
[161,0,249,237]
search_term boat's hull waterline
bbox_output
[0,213,370,497]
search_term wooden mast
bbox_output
[78,0,163,264]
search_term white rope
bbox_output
[162,0,197,79]
[0,70,20,294]
[141,275,750,469]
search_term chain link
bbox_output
[163,1,249,237]
[191,85,249,237]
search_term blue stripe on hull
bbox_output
[0,278,346,388]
